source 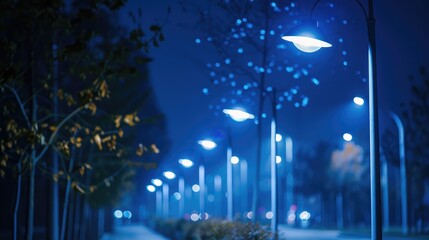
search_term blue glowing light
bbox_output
[237,48,244,53]
[266,86,273,92]
[229,73,234,78]
[221,77,226,82]
[301,68,309,76]
[247,62,253,67]
[262,113,267,118]
[294,102,300,107]
[210,71,216,77]
[202,88,209,95]
[259,35,265,40]
[236,19,242,25]
[286,66,294,72]
[270,30,275,35]
[343,61,348,66]
[342,20,348,25]
[339,38,344,43]
[247,23,253,29]
[225,58,231,64]
[259,67,265,72]
[293,72,301,79]
[302,97,309,107]
[342,50,347,56]
[114,210,123,219]
[231,81,236,87]
[215,63,220,67]
[311,77,320,85]
[195,38,201,44]
[260,29,266,35]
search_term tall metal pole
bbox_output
[240,160,248,215]
[367,0,382,239]
[162,184,169,218]
[390,112,408,235]
[227,143,233,220]
[270,89,278,232]
[179,177,185,218]
[199,165,205,218]
[214,175,222,218]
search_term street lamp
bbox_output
[223,107,254,221]
[353,97,408,235]
[283,0,382,238]
[178,158,194,218]
[197,139,216,220]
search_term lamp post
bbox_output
[354,96,408,235]
[223,108,254,221]
[197,139,217,220]
[283,0,382,238]
[178,158,194,218]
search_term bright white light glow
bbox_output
[223,108,255,122]
[353,96,364,106]
[246,211,253,219]
[173,192,181,200]
[179,158,194,168]
[198,139,217,150]
[192,184,200,192]
[113,210,123,219]
[276,155,282,164]
[190,213,199,221]
[123,210,132,219]
[276,133,283,142]
[282,36,332,53]
[266,211,273,219]
[231,156,239,164]
[151,179,163,187]
[343,133,353,142]
[299,211,311,221]
[199,212,209,220]
[146,185,156,192]
[163,171,176,179]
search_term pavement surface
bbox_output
[101,224,168,240]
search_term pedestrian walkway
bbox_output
[101,224,168,240]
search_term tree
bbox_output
[0,0,166,239]
[400,66,429,232]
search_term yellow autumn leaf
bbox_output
[94,134,102,150]
[75,137,82,148]
[85,102,97,115]
[85,128,90,135]
[66,95,75,106]
[123,113,135,126]
[150,144,160,154]
[118,129,124,138]
[52,174,59,182]
[49,126,57,131]
[114,115,122,128]
[99,80,109,98]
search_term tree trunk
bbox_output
[14,162,22,240]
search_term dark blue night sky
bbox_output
[118,0,429,186]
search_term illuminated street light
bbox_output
[283,0,382,238]
[231,156,240,165]
[353,96,365,106]
[179,158,194,168]
[343,133,353,142]
[275,133,282,142]
[151,178,163,187]
[146,185,156,192]
[163,171,176,180]
[198,139,217,150]
[223,108,255,122]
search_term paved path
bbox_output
[101,224,168,240]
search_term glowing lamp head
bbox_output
[179,158,194,168]
[231,156,240,164]
[282,21,332,53]
[223,108,255,122]
[198,139,217,150]
[353,97,365,106]
[146,185,156,192]
[163,171,176,180]
[151,178,163,187]
[343,133,353,142]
